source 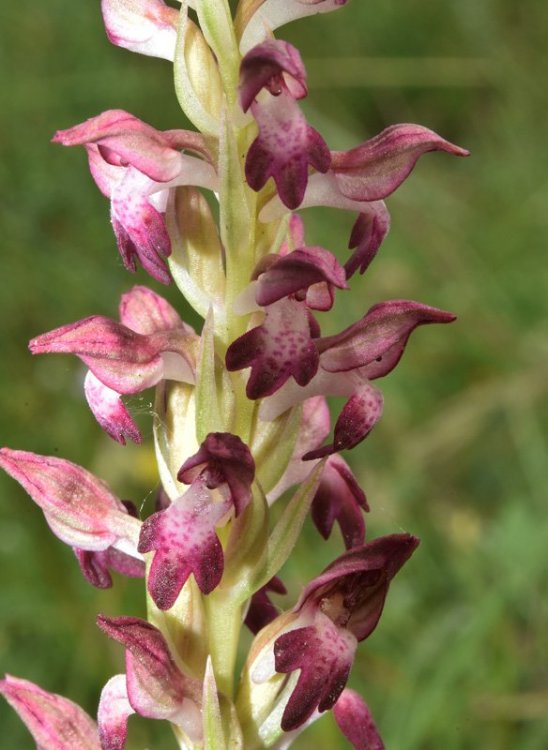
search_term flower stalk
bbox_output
[1,1,468,748]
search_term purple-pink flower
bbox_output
[53,110,217,283]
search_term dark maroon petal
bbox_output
[311,454,368,549]
[226,297,319,399]
[333,689,385,750]
[239,39,307,112]
[317,300,456,377]
[255,246,347,307]
[274,618,357,730]
[112,214,171,284]
[330,123,469,202]
[296,534,420,642]
[304,383,383,460]
[244,576,287,634]
[345,204,391,279]
[138,482,227,607]
[177,433,255,517]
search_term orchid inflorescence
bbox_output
[0,1,468,748]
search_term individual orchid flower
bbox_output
[265,534,419,731]
[97,615,202,742]
[226,245,347,399]
[240,39,330,210]
[53,109,218,283]
[0,675,101,750]
[29,285,198,444]
[138,433,255,609]
[257,299,456,457]
[101,0,179,60]
[237,0,349,55]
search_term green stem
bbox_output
[204,590,243,698]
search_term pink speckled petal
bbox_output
[111,167,172,284]
[239,39,307,113]
[98,674,134,750]
[138,482,228,608]
[255,246,347,308]
[311,454,368,549]
[330,124,470,202]
[101,0,179,61]
[177,433,255,517]
[345,203,391,279]
[246,92,330,209]
[84,371,142,445]
[226,297,319,399]
[0,675,100,750]
[317,300,457,377]
[333,689,385,750]
[274,615,357,730]
[0,449,140,552]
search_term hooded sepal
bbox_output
[330,123,470,202]
[101,0,178,60]
[0,449,141,553]
[0,675,100,750]
[317,299,457,377]
[96,615,202,739]
[177,432,255,517]
[333,689,384,750]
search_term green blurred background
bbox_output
[1,0,547,747]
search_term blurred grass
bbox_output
[1,0,547,748]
